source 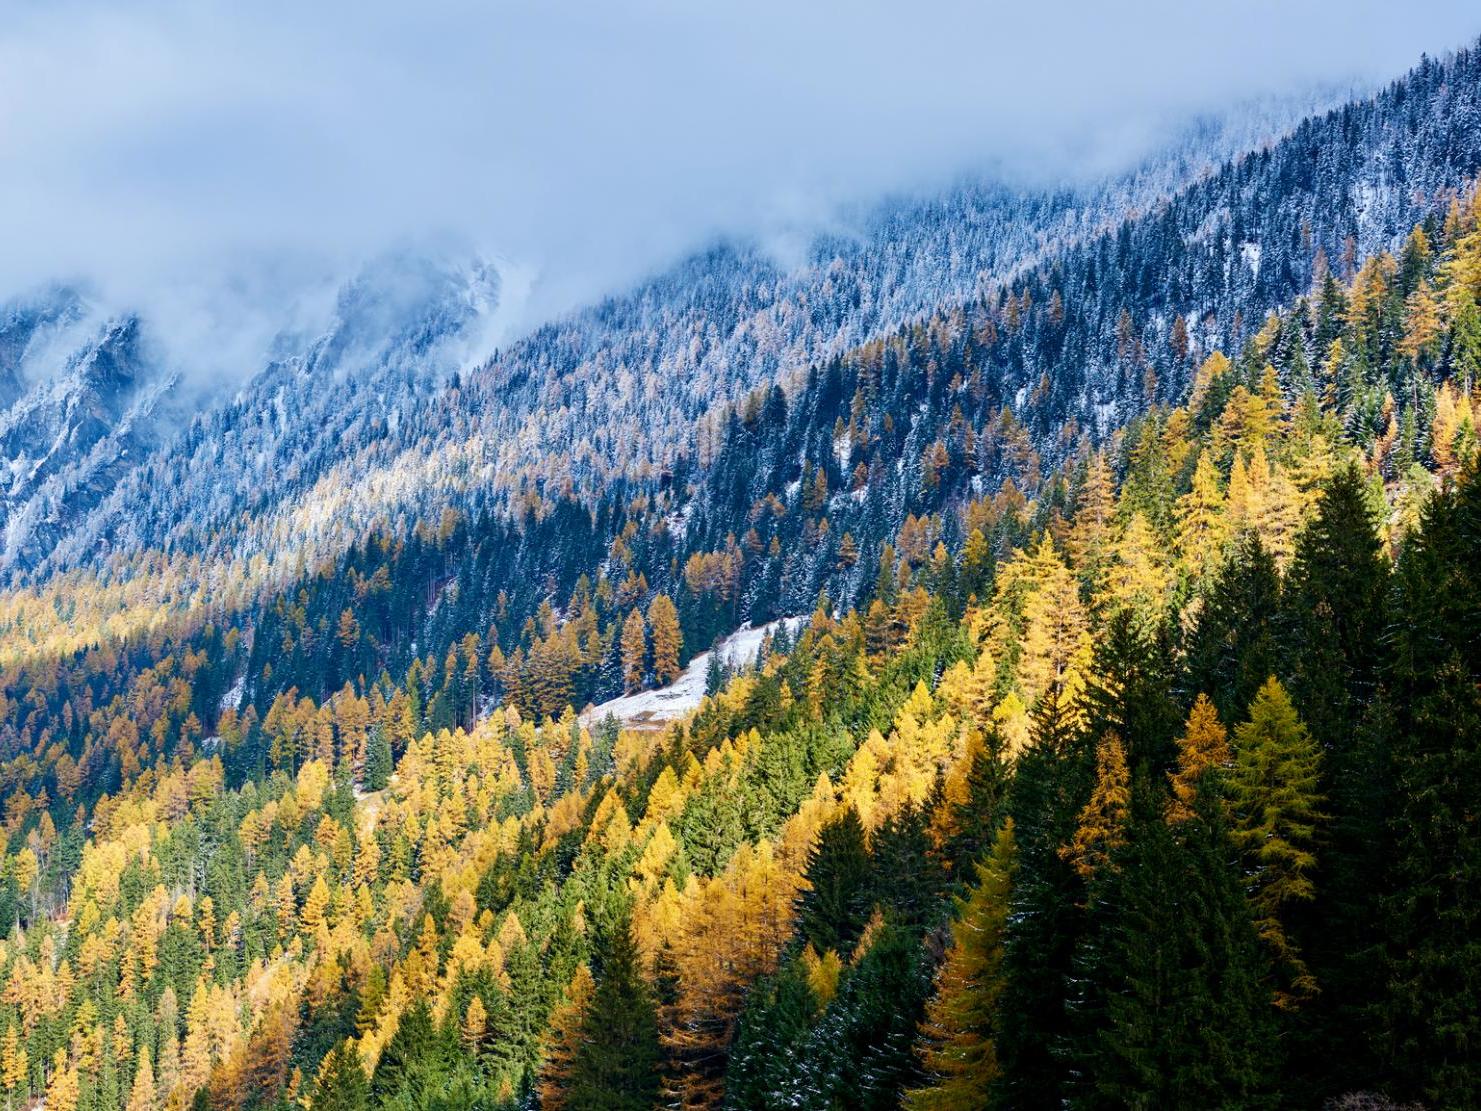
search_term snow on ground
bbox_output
[580,616,806,731]
[220,674,246,712]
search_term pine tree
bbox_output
[1228,676,1324,1008]
[904,821,1016,1111]
[1282,464,1388,750]
[1176,449,1228,575]
[1280,464,1391,1097]
[565,914,661,1111]
[538,966,594,1110]
[371,1000,449,1102]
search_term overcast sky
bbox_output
[2,0,1479,364]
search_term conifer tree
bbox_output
[904,821,1016,1111]
[1166,694,1230,824]
[995,683,1095,1110]
[1071,781,1271,1107]
[796,805,872,956]
[565,914,661,1111]
[1280,464,1390,1095]
[1184,531,1282,724]
[1061,732,1130,882]
[1229,676,1324,1007]
[362,723,392,791]
[620,608,647,693]
[538,966,594,1110]
[311,1043,370,1110]
[649,593,683,686]
[1379,478,1481,1106]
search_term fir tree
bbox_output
[796,805,872,956]
[904,821,1016,1111]
[565,914,661,1111]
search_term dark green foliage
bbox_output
[1184,531,1283,723]
[564,914,661,1111]
[725,960,820,1109]
[311,1043,371,1110]
[371,1000,455,1103]
[1083,608,1182,776]
[1379,479,1481,1107]
[363,724,393,792]
[1279,465,1392,1100]
[995,687,1096,1110]
[869,803,947,932]
[1070,782,1272,1109]
[796,805,872,955]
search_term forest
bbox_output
[0,41,1479,1111]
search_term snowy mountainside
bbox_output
[21,93,1331,591]
[0,289,186,571]
[581,617,806,730]
[0,253,505,579]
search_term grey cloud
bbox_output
[2,0,1478,378]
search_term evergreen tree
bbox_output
[1279,464,1391,1098]
[904,821,1016,1111]
[371,1000,451,1103]
[311,1043,370,1110]
[796,805,872,956]
[565,913,661,1111]
[1184,532,1282,724]
[1379,479,1481,1106]
[1070,781,1272,1108]
[995,684,1095,1110]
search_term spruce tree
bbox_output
[1071,780,1272,1108]
[796,805,872,955]
[1379,479,1481,1106]
[1184,532,1282,724]
[1279,464,1391,1098]
[564,913,661,1111]
[904,821,1016,1111]
[311,1043,370,1110]
[995,683,1095,1110]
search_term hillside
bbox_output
[0,35,1477,1111]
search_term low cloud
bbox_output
[2,0,1478,380]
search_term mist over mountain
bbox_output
[0,12,1480,1111]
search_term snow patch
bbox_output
[580,616,805,730]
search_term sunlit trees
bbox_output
[1229,677,1325,1007]
[904,822,1015,1111]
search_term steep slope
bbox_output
[2,152,1478,1108]
[0,291,184,571]
[20,97,1319,594]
